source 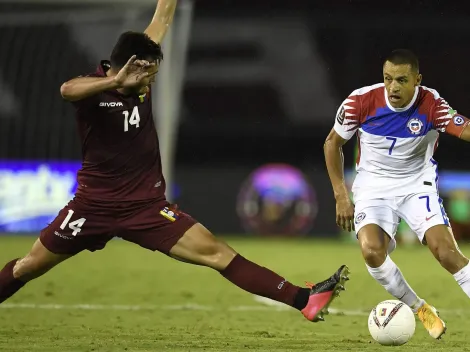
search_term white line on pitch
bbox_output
[0,301,467,317]
[252,295,469,316]
[1,302,363,315]
[0,303,381,316]
[253,296,368,315]
[0,303,213,311]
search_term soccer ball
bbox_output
[368,300,416,346]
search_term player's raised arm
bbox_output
[60,56,153,102]
[144,0,177,44]
[60,76,120,102]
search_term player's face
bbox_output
[383,61,422,108]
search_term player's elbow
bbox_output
[60,82,71,100]
[323,137,340,153]
[60,82,78,102]
[324,129,346,151]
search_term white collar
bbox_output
[384,86,419,112]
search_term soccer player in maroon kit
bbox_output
[0,0,349,323]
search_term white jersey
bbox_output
[333,83,469,202]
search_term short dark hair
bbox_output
[110,31,163,68]
[384,49,419,72]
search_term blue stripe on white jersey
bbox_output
[361,106,434,138]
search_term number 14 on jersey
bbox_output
[123,106,141,132]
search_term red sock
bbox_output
[0,259,25,303]
[220,254,310,310]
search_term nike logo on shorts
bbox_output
[426,214,437,221]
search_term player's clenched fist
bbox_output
[335,196,355,232]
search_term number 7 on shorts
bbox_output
[418,195,431,212]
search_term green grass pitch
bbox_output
[0,235,469,351]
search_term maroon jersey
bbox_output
[72,60,165,203]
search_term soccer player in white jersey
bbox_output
[324,49,470,339]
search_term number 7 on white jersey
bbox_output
[386,137,397,155]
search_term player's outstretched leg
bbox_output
[358,224,446,339]
[0,239,71,303]
[169,223,350,322]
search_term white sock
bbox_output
[367,256,424,312]
[453,261,470,297]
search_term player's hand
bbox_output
[336,196,355,232]
[114,55,155,88]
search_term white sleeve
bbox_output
[333,94,361,140]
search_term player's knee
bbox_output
[174,224,238,270]
[430,241,467,273]
[426,226,468,273]
[196,235,237,270]
[434,246,461,272]
[358,230,388,267]
[13,253,59,281]
[199,240,237,270]
[13,243,68,281]
[359,236,387,267]
[361,245,387,267]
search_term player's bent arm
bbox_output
[324,129,350,200]
[60,76,120,102]
[144,0,177,44]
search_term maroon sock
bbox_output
[0,259,25,303]
[220,254,310,310]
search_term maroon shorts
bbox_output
[39,198,197,256]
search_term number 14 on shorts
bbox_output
[59,209,86,236]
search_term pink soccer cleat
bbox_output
[301,265,350,322]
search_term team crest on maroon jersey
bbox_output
[407,118,423,135]
[160,206,179,222]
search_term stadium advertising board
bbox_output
[0,161,80,232]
